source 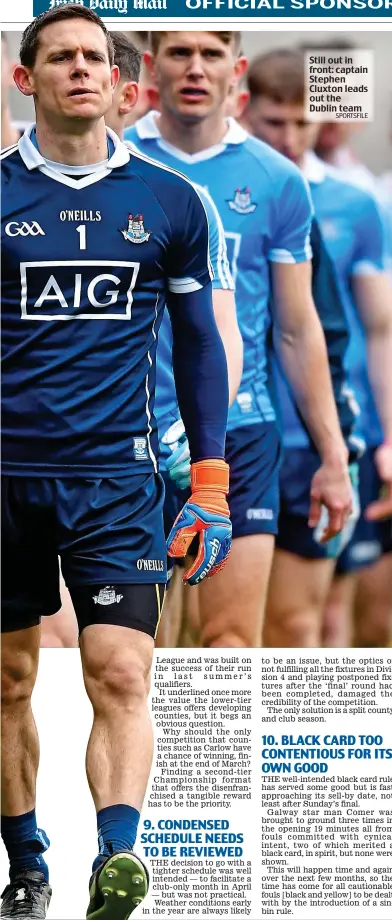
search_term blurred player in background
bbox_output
[303,39,379,197]
[1,8,232,920]
[108,32,242,648]
[241,49,392,648]
[126,30,352,649]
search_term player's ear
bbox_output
[143,50,156,81]
[13,63,35,97]
[111,64,120,92]
[119,80,138,117]
[235,89,250,119]
[234,55,248,83]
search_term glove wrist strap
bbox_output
[191,459,229,494]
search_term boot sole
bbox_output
[87,853,149,919]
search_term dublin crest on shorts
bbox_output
[121,214,151,244]
[227,187,257,214]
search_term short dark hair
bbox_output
[247,49,305,106]
[19,3,114,69]
[149,31,242,56]
[111,32,141,83]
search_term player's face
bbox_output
[315,121,354,156]
[18,20,118,123]
[147,33,239,122]
[245,97,319,164]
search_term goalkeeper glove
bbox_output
[167,459,232,585]
[160,419,191,491]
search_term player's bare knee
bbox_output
[84,646,151,711]
[200,626,249,648]
[1,650,37,708]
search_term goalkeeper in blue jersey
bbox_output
[241,49,392,649]
[1,8,234,919]
[127,30,353,650]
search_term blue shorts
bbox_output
[163,423,280,550]
[2,474,166,635]
[336,447,392,574]
[277,449,361,561]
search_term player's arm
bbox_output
[351,199,392,519]
[197,186,243,405]
[163,187,242,494]
[165,183,232,584]
[270,170,352,541]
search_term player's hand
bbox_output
[160,419,191,491]
[366,443,392,521]
[167,459,232,585]
[309,457,353,543]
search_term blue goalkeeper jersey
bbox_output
[126,114,313,433]
[1,127,213,477]
[305,152,386,447]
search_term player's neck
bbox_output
[157,109,228,155]
[34,117,109,166]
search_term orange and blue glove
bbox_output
[167,459,232,585]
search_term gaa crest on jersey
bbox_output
[121,214,151,244]
[227,188,257,215]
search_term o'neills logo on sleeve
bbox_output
[137,559,165,572]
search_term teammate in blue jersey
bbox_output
[241,49,392,648]
[107,32,241,650]
[1,8,233,919]
[126,30,352,651]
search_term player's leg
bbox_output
[323,448,385,648]
[59,474,166,917]
[1,478,57,915]
[264,449,338,648]
[264,551,335,647]
[322,573,357,648]
[354,551,392,647]
[155,474,184,648]
[197,424,280,648]
[178,577,201,648]
[353,460,392,647]
[40,574,79,648]
[199,534,275,647]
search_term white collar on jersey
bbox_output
[18,124,130,189]
[133,111,248,163]
[302,150,327,185]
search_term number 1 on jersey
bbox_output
[76,225,87,251]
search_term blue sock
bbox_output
[92,805,140,874]
[1,810,50,882]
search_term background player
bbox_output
[241,49,392,648]
[1,8,232,918]
[126,30,353,649]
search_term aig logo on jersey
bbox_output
[6,221,45,237]
[20,260,140,321]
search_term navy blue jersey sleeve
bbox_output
[167,285,229,461]
[166,183,213,294]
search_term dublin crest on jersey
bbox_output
[121,214,151,244]
[227,187,257,215]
